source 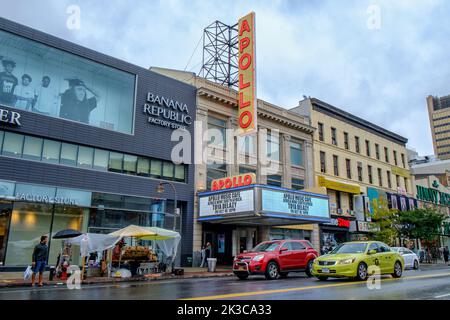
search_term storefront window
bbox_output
[60,143,78,166]
[2,132,23,157]
[163,162,174,179]
[137,157,150,177]
[0,201,12,265]
[266,130,280,161]
[291,178,304,190]
[93,149,109,171]
[150,159,162,178]
[290,141,303,166]
[48,206,88,266]
[0,30,135,134]
[4,202,53,265]
[239,166,256,175]
[42,139,60,164]
[174,165,185,181]
[123,155,137,174]
[0,130,187,183]
[207,117,227,149]
[22,136,43,161]
[267,175,282,187]
[207,163,227,189]
[108,152,123,173]
[77,146,94,168]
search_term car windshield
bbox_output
[251,242,279,252]
[330,243,368,254]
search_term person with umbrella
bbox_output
[31,235,48,287]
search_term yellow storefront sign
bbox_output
[318,176,361,194]
[392,166,410,178]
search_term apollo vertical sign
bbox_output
[238,12,257,135]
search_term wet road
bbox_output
[1,268,449,300]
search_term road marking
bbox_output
[181,272,450,300]
[435,293,450,299]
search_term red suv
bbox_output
[233,240,319,280]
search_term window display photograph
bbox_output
[0,30,135,134]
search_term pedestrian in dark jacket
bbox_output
[31,235,48,287]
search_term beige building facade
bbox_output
[292,98,413,247]
[427,95,450,160]
[151,67,330,265]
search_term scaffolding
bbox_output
[199,20,239,88]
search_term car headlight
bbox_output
[252,255,265,262]
[339,258,356,265]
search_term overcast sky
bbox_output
[2,0,450,156]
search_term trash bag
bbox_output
[23,265,33,280]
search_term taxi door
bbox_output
[366,242,382,271]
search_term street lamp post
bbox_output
[155,181,179,232]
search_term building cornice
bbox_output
[310,98,408,145]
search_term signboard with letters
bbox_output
[261,189,330,219]
[199,189,254,217]
[238,12,257,136]
[211,173,256,191]
[143,92,192,130]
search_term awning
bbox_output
[318,176,361,194]
[108,225,158,238]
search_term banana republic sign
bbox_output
[143,93,192,130]
[0,108,21,126]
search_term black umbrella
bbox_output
[53,229,83,239]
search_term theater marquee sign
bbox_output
[143,92,192,130]
[199,189,254,217]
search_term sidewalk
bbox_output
[418,262,450,271]
[0,267,234,288]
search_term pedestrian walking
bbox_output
[31,235,48,287]
[203,242,212,269]
[444,246,449,265]
[199,246,206,268]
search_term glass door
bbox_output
[0,201,13,266]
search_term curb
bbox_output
[0,272,235,289]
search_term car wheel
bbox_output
[305,260,314,278]
[265,262,279,280]
[279,272,289,278]
[356,263,368,281]
[413,260,419,270]
[236,274,249,280]
[392,261,403,278]
[317,276,328,281]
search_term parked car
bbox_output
[311,241,404,281]
[233,240,319,280]
[391,247,420,270]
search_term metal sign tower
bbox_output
[199,20,239,88]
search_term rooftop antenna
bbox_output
[199,20,239,88]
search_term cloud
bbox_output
[1,0,449,155]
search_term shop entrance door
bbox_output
[202,224,234,265]
[0,201,12,266]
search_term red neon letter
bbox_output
[239,111,253,129]
[239,53,252,70]
[239,37,250,53]
[239,74,250,90]
[239,19,251,36]
[239,92,251,109]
